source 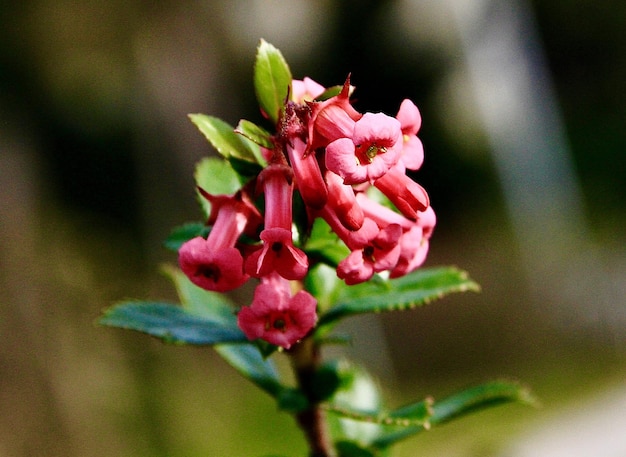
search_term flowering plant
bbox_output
[100,40,534,456]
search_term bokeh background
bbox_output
[1,1,625,456]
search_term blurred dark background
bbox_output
[1,1,624,456]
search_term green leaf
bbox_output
[162,265,290,399]
[254,39,292,124]
[189,114,261,163]
[335,441,378,457]
[194,157,243,217]
[99,301,247,345]
[326,397,432,429]
[235,119,273,150]
[305,264,343,314]
[318,266,480,328]
[160,264,236,325]
[163,222,209,251]
[214,343,286,398]
[327,363,384,447]
[304,218,351,268]
[371,380,537,449]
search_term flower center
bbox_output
[356,144,387,164]
[196,264,220,282]
[363,245,375,261]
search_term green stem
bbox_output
[290,337,336,457]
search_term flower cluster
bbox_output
[179,77,435,349]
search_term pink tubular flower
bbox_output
[307,77,362,151]
[395,99,424,171]
[292,77,326,104]
[245,164,309,280]
[179,192,259,292]
[337,221,403,285]
[237,274,318,349]
[390,206,436,278]
[374,167,430,220]
[326,112,403,185]
[324,170,364,231]
[286,136,328,210]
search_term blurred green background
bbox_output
[1,1,624,456]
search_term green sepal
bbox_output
[99,301,247,345]
[254,39,292,125]
[370,380,537,449]
[318,266,480,329]
[163,222,208,251]
[189,114,261,164]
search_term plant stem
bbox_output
[291,337,336,457]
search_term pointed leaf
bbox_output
[163,222,209,251]
[189,114,260,163]
[99,301,247,345]
[254,40,292,124]
[371,380,537,449]
[194,157,242,217]
[326,396,432,429]
[235,119,273,150]
[318,266,480,328]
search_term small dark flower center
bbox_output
[196,264,220,282]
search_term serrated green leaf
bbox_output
[189,114,260,163]
[99,301,247,345]
[326,397,432,428]
[235,119,273,150]
[194,157,243,217]
[318,267,480,328]
[163,222,209,251]
[254,40,292,124]
[370,380,537,449]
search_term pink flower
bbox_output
[245,227,309,280]
[292,77,326,103]
[389,206,436,278]
[179,238,249,292]
[395,99,424,171]
[373,167,429,220]
[326,112,403,184]
[337,221,403,285]
[245,164,308,280]
[307,77,362,151]
[286,137,328,210]
[178,192,259,292]
[237,274,318,349]
[324,170,364,231]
